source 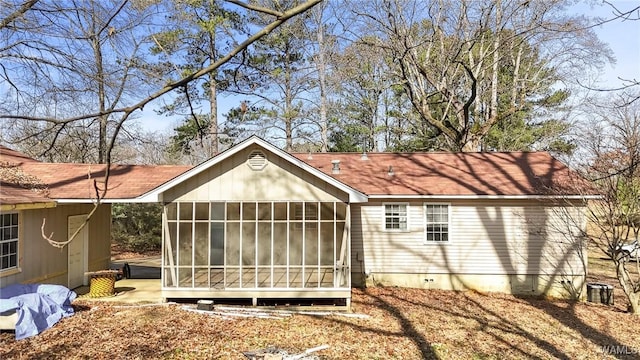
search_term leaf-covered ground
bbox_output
[1,253,639,359]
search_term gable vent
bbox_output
[247,150,268,170]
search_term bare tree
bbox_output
[349,0,612,152]
[576,93,640,314]
[1,0,323,247]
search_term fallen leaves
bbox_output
[3,288,637,360]
[2,251,639,359]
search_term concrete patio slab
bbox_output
[74,256,163,303]
[75,278,162,303]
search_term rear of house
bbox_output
[350,199,586,298]
[2,137,592,305]
[144,137,590,304]
[302,149,590,299]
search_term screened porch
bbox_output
[162,201,350,300]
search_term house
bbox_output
[0,145,188,289]
[141,136,592,305]
[1,136,593,306]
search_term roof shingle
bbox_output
[0,146,190,204]
[294,151,583,196]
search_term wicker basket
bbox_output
[87,270,119,298]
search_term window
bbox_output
[384,204,408,231]
[0,213,18,271]
[425,204,449,242]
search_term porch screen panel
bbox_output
[194,222,209,287]
[273,202,287,220]
[195,203,209,220]
[273,222,287,287]
[258,202,273,287]
[178,207,193,287]
[209,202,225,289]
[211,203,225,220]
[178,223,193,266]
[289,222,302,288]
[318,221,334,288]
[335,221,346,260]
[225,221,240,288]
[166,203,177,220]
[164,203,178,287]
[273,223,287,265]
[179,203,193,220]
[165,223,177,266]
[257,221,271,288]
[194,222,208,266]
[173,203,192,286]
[210,222,224,266]
[242,222,256,287]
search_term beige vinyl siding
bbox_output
[351,200,586,278]
[0,204,111,288]
[163,145,347,203]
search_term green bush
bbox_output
[111,203,163,253]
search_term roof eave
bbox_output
[1,201,57,211]
[56,197,159,204]
[366,194,601,200]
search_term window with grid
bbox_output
[425,204,449,242]
[384,204,407,231]
[0,213,18,271]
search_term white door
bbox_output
[68,215,88,288]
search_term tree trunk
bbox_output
[91,10,107,164]
[285,47,293,152]
[316,14,328,152]
[616,260,640,315]
[208,0,218,155]
[209,74,218,155]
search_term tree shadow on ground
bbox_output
[330,287,635,359]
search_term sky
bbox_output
[136,1,640,135]
[581,1,640,87]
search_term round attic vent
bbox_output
[247,150,267,170]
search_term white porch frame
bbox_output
[161,201,351,301]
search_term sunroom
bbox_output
[150,137,367,306]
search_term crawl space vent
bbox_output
[247,150,268,170]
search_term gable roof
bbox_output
[1,138,593,207]
[0,145,190,205]
[294,151,590,198]
[139,136,369,203]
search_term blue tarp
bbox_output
[0,284,77,340]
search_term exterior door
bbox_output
[68,215,88,288]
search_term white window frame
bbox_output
[0,212,19,273]
[383,203,409,232]
[424,203,450,243]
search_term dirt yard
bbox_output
[1,250,639,359]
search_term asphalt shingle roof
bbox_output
[0,145,190,204]
[1,143,587,206]
[294,151,582,196]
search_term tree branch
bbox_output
[224,0,284,17]
[0,0,39,30]
[0,0,323,123]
